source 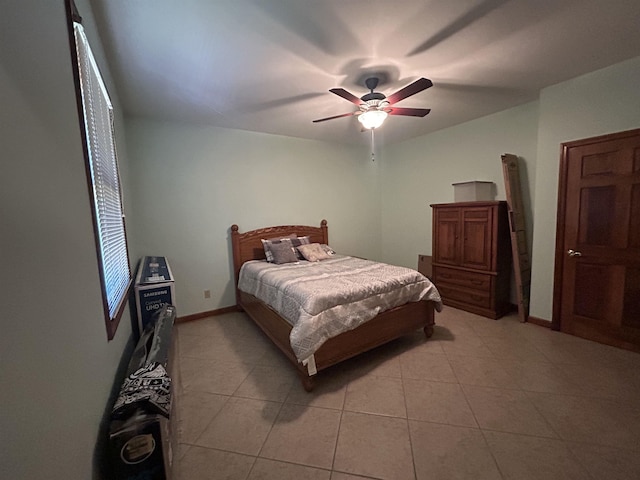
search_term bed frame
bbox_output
[230,220,436,391]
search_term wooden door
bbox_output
[553,128,640,352]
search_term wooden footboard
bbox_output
[239,290,435,391]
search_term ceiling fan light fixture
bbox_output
[358,109,388,129]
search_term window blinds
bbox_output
[74,23,131,322]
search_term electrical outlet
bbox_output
[204,289,211,299]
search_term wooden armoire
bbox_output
[431,201,512,319]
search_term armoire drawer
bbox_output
[436,283,491,309]
[433,266,492,291]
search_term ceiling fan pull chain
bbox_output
[371,128,375,162]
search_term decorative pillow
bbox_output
[297,243,331,262]
[320,244,335,255]
[290,235,311,259]
[290,235,310,248]
[261,235,296,262]
[269,240,299,264]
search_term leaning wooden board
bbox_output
[501,154,531,322]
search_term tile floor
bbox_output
[172,307,640,480]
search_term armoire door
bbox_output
[433,207,460,265]
[460,206,493,271]
[553,128,640,351]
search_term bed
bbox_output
[231,220,441,391]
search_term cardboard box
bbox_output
[452,181,494,202]
[418,255,432,279]
[110,305,177,480]
[110,413,171,480]
[135,256,175,335]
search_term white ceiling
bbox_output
[90,0,640,146]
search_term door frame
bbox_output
[551,127,640,331]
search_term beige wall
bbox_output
[125,118,376,316]
[1,1,133,478]
[126,54,640,321]
[379,55,640,322]
[379,102,539,270]
[530,55,640,320]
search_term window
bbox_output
[70,15,131,340]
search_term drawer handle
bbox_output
[471,280,483,285]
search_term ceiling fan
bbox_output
[312,77,433,129]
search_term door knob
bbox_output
[567,249,582,257]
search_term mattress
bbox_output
[238,255,442,362]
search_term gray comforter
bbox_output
[238,255,442,362]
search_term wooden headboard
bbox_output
[230,220,328,302]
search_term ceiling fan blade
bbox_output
[387,107,431,117]
[386,78,433,105]
[329,88,363,105]
[312,112,357,123]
